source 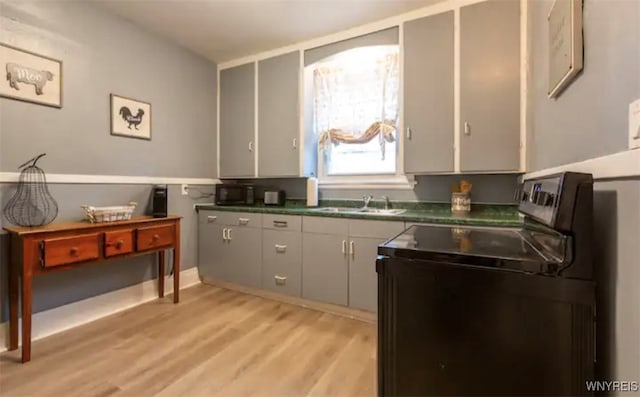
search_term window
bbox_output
[307,45,400,177]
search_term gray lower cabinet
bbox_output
[460,0,520,172]
[347,220,405,312]
[198,211,262,287]
[198,216,229,280]
[200,212,403,312]
[403,11,455,173]
[226,227,262,288]
[220,63,256,178]
[262,229,302,296]
[348,237,386,312]
[258,52,300,177]
[302,232,349,306]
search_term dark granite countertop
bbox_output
[195,200,522,227]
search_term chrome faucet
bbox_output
[363,195,374,209]
[381,195,390,210]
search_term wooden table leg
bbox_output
[158,251,165,298]
[21,242,33,363]
[173,221,181,304]
[8,236,18,351]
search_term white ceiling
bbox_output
[93,0,441,63]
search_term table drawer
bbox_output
[42,233,100,268]
[137,224,175,251]
[104,229,134,257]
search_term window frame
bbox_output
[307,44,408,187]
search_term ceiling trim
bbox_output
[218,0,488,70]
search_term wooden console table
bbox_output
[3,215,181,363]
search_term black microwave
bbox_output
[215,184,255,205]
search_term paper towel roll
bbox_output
[306,177,318,207]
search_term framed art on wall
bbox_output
[0,43,63,108]
[547,0,583,98]
[110,94,152,140]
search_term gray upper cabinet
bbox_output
[258,52,300,177]
[220,63,256,178]
[403,11,454,173]
[460,0,521,172]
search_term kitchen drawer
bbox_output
[262,214,301,231]
[104,229,134,257]
[262,230,301,265]
[137,224,175,251]
[199,211,262,228]
[348,219,405,239]
[302,216,348,235]
[42,233,100,268]
[262,230,301,296]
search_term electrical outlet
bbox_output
[181,184,189,196]
[630,98,640,150]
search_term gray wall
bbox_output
[0,1,217,327]
[593,179,640,392]
[528,0,640,391]
[528,0,640,170]
[0,1,217,177]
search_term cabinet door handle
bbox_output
[207,215,217,223]
[227,228,232,241]
[238,218,250,225]
[222,228,228,241]
[248,141,253,152]
[275,244,287,253]
[464,122,471,136]
[342,240,347,255]
[292,138,297,149]
[116,239,124,249]
[273,220,288,228]
[406,127,412,140]
[349,240,355,257]
[274,275,287,285]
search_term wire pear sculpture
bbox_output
[3,153,59,227]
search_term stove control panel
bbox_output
[516,172,593,231]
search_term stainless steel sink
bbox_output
[311,207,406,216]
[311,207,364,213]
[360,208,406,215]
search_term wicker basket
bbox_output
[81,202,137,223]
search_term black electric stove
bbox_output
[377,172,595,396]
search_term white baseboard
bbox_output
[523,149,640,180]
[0,267,200,352]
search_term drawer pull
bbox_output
[207,216,217,223]
[238,218,250,225]
[273,220,288,228]
[153,234,160,240]
[106,239,125,249]
[69,247,79,256]
[275,244,287,253]
[274,275,287,285]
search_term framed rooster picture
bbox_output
[110,94,151,140]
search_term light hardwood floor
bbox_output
[0,284,377,397]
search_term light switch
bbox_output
[630,98,640,150]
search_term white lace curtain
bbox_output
[313,45,399,159]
